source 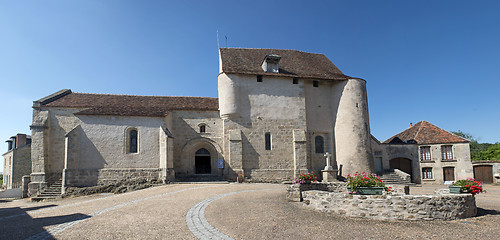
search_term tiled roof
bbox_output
[383,121,470,145]
[219,48,351,81]
[38,90,218,117]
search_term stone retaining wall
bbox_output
[302,190,476,221]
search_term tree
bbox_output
[452,130,494,160]
[475,143,500,160]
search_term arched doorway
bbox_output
[195,148,211,174]
[389,158,412,177]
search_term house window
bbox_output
[200,125,206,133]
[128,129,138,153]
[313,81,319,87]
[441,145,453,160]
[420,146,431,161]
[265,132,271,150]
[422,168,433,179]
[293,78,298,84]
[315,136,324,153]
[257,75,263,82]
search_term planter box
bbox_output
[449,185,463,194]
[347,186,384,195]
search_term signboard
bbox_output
[217,159,224,169]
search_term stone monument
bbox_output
[321,152,338,182]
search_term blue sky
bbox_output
[1,1,499,171]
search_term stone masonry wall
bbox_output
[63,168,161,187]
[302,190,476,221]
[13,145,32,185]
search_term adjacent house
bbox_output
[372,121,473,184]
[2,134,32,189]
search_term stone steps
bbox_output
[31,180,62,201]
[176,175,227,183]
[379,172,411,185]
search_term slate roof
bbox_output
[383,121,469,145]
[37,90,218,117]
[219,48,351,81]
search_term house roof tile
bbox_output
[38,91,218,117]
[383,121,469,145]
[219,48,351,81]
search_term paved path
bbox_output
[0,183,499,240]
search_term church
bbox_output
[28,48,376,195]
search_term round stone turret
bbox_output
[334,78,375,175]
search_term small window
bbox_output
[265,132,271,150]
[315,136,324,153]
[420,146,431,161]
[128,129,138,153]
[374,151,382,156]
[200,125,206,133]
[422,168,433,179]
[293,78,298,84]
[441,145,453,160]
[257,75,263,82]
[313,81,319,87]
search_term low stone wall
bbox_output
[63,168,162,187]
[63,178,162,197]
[302,190,476,221]
[286,182,347,202]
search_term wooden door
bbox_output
[443,167,455,181]
[474,165,493,184]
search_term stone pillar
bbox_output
[22,175,30,198]
[28,109,49,196]
[293,130,308,178]
[159,127,175,182]
[229,129,243,178]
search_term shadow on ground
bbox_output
[0,205,90,240]
[477,207,500,217]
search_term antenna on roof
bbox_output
[217,30,220,48]
[225,35,228,48]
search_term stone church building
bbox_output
[29,48,375,195]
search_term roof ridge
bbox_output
[219,47,325,56]
[413,121,425,141]
[72,92,217,99]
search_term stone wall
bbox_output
[286,182,347,202]
[170,110,223,176]
[301,190,476,221]
[63,168,162,187]
[12,144,32,186]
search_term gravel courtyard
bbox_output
[0,183,499,240]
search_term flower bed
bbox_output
[346,172,391,195]
[451,178,484,195]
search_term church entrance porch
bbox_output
[195,148,211,174]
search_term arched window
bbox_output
[315,136,324,153]
[265,132,271,150]
[129,129,138,153]
[200,125,206,133]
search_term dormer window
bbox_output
[261,54,281,73]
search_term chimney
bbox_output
[16,134,27,147]
[261,54,281,73]
[6,139,13,151]
[409,123,413,128]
